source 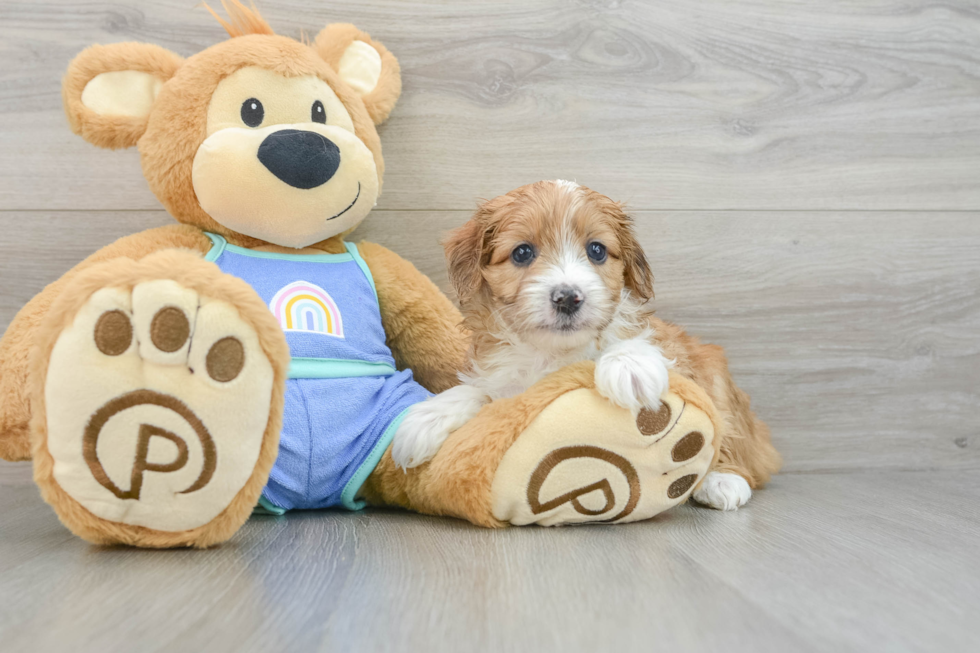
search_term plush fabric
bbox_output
[63,42,184,149]
[140,34,387,244]
[1,2,721,548]
[203,233,433,510]
[204,236,394,364]
[314,23,402,125]
[490,377,719,526]
[359,366,721,527]
[266,374,429,511]
[81,71,163,119]
[29,250,289,548]
[0,225,212,462]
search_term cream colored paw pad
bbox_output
[44,284,274,532]
[491,388,715,526]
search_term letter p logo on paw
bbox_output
[491,385,715,526]
[82,390,216,501]
[527,446,640,522]
[41,284,276,534]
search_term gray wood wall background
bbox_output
[1,0,978,476]
[2,3,979,652]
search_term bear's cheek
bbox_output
[191,124,378,248]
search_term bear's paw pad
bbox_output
[491,387,714,526]
[42,280,275,534]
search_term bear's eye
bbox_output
[312,100,326,124]
[511,243,536,266]
[586,241,607,263]
[241,98,264,128]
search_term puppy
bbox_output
[391,180,781,510]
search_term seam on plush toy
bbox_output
[341,405,411,510]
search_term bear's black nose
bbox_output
[257,129,340,189]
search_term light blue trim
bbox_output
[288,357,397,379]
[202,232,354,262]
[203,232,226,262]
[346,242,378,300]
[255,494,287,516]
[340,406,411,510]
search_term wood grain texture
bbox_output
[1,0,980,211]
[2,210,977,473]
[1,3,978,649]
[0,462,977,652]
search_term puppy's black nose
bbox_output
[257,129,340,189]
[551,285,584,315]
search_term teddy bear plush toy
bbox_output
[0,1,721,548]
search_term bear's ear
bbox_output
[63,43,184,149]
[314,24,402,125]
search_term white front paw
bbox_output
[692,472,752,511]
[391,385,487,469]
[594,338,672,412]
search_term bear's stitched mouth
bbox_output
[326,182,361,221]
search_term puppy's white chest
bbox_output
[492,383,531,400]
[476,347,594,400]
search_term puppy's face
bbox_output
[446,180,653,350]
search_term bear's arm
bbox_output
[355,241,468,394]
[0,224,212,461]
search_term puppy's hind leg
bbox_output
[693,349,781,510]
[692,471,752,510]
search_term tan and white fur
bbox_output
[392,180,781,510]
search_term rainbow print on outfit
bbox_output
[270,280,344,338]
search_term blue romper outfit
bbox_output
[203,233,431,513]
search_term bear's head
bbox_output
[62,1,401,249]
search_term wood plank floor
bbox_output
[1,461,978,653]
[1,0,978,651]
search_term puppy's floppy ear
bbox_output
[63,43,183,149]
[443,217,487,304]
[618,212,654,302]
[314,24,402,124]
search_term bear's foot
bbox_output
[30,251,288,548]
[361,363,719,527]
[491,375,717,525]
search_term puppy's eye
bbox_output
[312,100,326,124]
[586,241,607,263]
[241,98,264,128]
[511,243,536,266]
